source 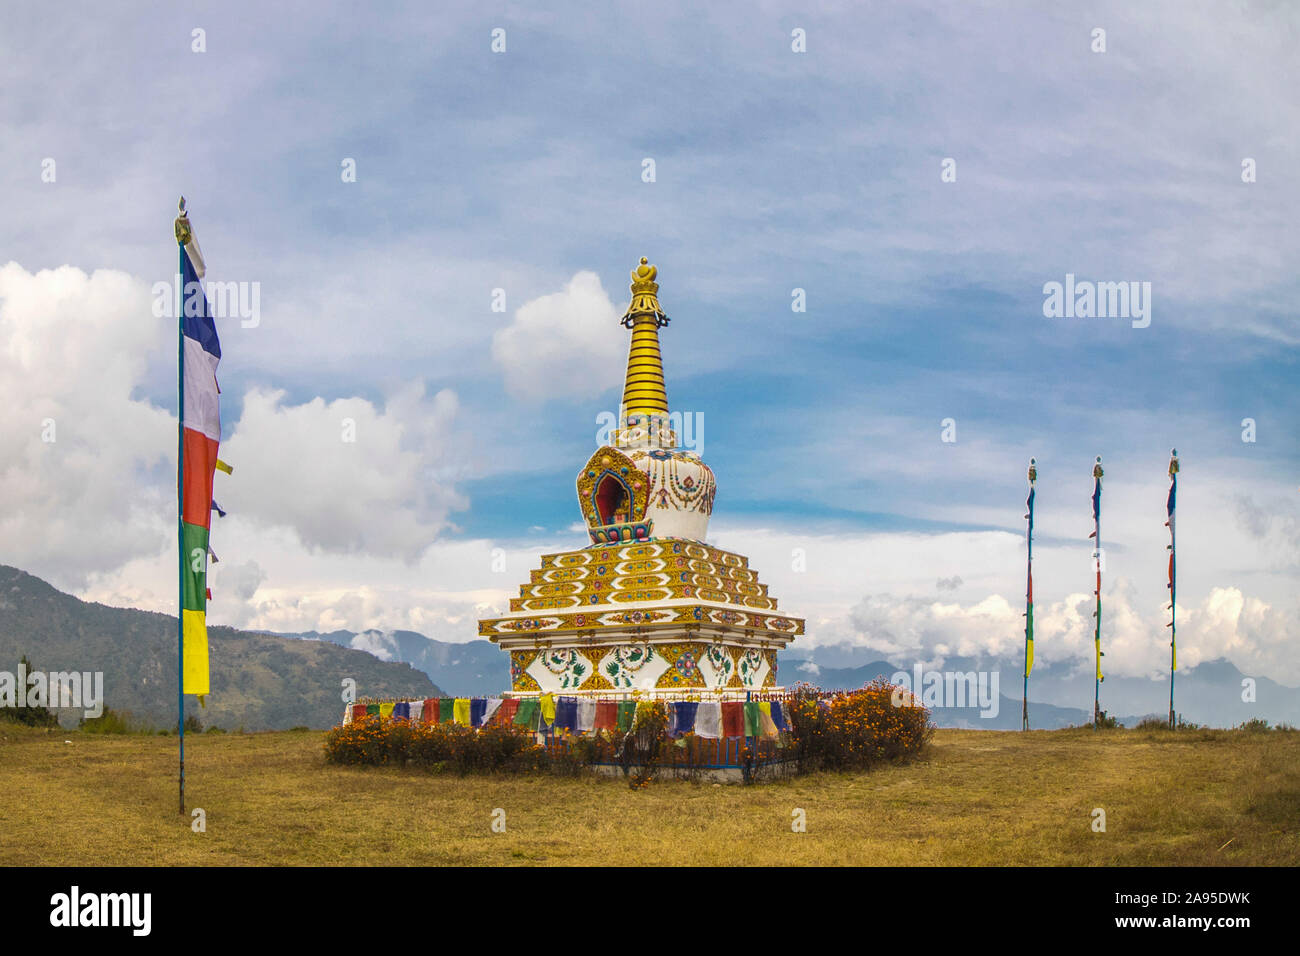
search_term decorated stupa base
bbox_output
[480,537,802,694]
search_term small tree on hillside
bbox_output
[0,655,59,728]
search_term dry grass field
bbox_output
[1,723,1295,866]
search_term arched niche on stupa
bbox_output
[576,446,649,530]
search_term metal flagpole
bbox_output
[1167,449,1178,729]
[1023,458,1036,731]
[1092,455,1104,728]
[175,196,188,816]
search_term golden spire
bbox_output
[619,257,671,418]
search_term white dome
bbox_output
[628,447,715,542]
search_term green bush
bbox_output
[79,708,144,734]
[1134,716,1167,730]
[1094,711,1120,730]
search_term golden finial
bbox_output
[1027,457,1037,484]
[174,195,192,245]
[1168,448,1179,477]
[621,255,668,328]
[1093,456,1104,480]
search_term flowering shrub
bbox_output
[327,686,930,781]
[786,678,934,772]
[619,700,669,788]
[325,716,551,774]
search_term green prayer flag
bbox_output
[513,698,539,728]
[616,700,636,733]
[439,697,455,723]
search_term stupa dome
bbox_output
[575,258,715,545]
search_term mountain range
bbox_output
[4,564,1293,731]
[0,566,439,731]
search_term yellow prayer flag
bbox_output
[181,609,209,697]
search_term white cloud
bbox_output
[491,271,625,401]
[350,630,398,661]
[837,582,1300,686]
[0,262,172,586]
[219,382,466,561]
[219,559,266,603]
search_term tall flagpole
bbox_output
[1091,455,1104,728]
[1023,458,1036,731]
[175,196,188,816]
[1167,449,1179,729]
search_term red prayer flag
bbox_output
[721,701,744,738]
[495,698,520,725]
[594,700,617,731]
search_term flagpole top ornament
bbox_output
[174,196,192,246]
[621,256,669,328]
[1027,458,1037,484]
[1093,456,1104,480]
[1169,449,1179,477]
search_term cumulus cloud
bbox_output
[1233,494,1299,571]
[218,559,266,603]
[350,630,398,662]
[0,263,173,586]
[491,271,625,401]
[1,256,472,613]
[842,582,1300,685]
[219,382,466,561]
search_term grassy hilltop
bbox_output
[1,723,1295,866]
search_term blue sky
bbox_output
[2,1,1297,686]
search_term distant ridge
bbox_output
[781,646,1300,729]
[0,566,440,730]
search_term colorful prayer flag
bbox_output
[513,698,539,729]
[576,699,596,733]
[769,700,787,732]
[554,696,578,731]
[594,700,617,732]
[615,700,636,733]
[670,701,698,737]
[177,232,222,698]
[694,701,722,738]
[1025,482,1035,678]
[721,701,744,738]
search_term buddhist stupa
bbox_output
[479,258,804,695]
